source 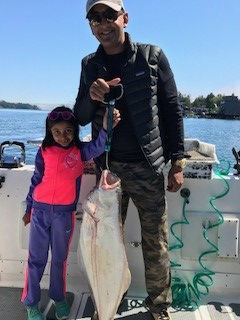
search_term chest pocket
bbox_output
[122,48,157,95]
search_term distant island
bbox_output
[0,100,40,110]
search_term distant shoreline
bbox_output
[0,107,40,110]
[0,107,41,111]
[1,105,240,120]
[0,100,40,110]
[1,108,240,120]
[184,114,240,120]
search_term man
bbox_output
[74,1,186,319]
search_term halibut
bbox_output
[79,170,131,320]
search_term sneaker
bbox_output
[54,299,70,320]
[151,308,172,320]
[26,305,44,320]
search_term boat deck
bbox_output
[1,287,240,320]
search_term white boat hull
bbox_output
[0,165,240,319]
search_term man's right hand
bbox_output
[89,78,121,102]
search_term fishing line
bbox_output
[103,84,123,170]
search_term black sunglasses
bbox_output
[88,8,123,27]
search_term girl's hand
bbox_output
[22,213,31,226]
[103,108,121,131]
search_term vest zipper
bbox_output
[139,144,157,174]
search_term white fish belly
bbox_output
[80,188,131,320]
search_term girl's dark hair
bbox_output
[42,106,82,150]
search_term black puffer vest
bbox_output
[78,33,184,175]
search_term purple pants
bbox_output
[21,207,75,306]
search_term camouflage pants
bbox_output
[108,160,172,311]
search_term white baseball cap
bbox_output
[86,0,125,17]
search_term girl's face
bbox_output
[50,121,74,147]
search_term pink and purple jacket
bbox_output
[26,129,107,213]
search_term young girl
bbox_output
[21,106,120,320]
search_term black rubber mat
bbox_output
[208,302,240,320]
[0,287,74,320]
[81,295,240,320]
[82,296,152,320]
[229,303,240,317]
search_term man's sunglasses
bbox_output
[48,111,76,121]
[88,8,123,27]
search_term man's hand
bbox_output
[103,108,121,130]
[167,165,184,192]
[90,78,121,102]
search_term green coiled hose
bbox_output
[170,197,189,268]
[170,160,230,310]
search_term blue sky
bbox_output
[0,0,239,109]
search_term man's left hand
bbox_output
[167,166,184,192]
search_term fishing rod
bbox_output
[103,84,123,170]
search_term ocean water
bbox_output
[0,109,240,170]
[184,117,240,170]
[0,109,90,165]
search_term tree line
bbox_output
[0,100,39,110]
[178,92,225,114]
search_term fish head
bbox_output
[97,170,121,207]
[99,170,120,191]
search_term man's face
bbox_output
[88,4,128,54]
